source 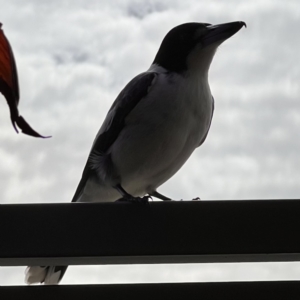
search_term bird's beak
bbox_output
[202,21,246,47]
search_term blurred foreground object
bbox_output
[0,23,50,138]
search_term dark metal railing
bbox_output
[1,200,300,299]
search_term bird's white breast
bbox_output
[110,65,213,195]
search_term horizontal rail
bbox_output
[1,282,300,299]
[1,200,300,266]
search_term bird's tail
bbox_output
[25,265,68,285]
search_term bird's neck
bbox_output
[186,47,217,79]
[148,64,168,74]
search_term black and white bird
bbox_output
[25,21,245,284]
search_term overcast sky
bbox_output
[1,0,300,285]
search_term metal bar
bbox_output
[1,200,300,266]
[1,282,300,299]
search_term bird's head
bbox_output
[153,21,246,75]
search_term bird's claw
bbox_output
[117,195,152,204]
[131,195,151,204]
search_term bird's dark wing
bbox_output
[198,96,214,147]
[0,23,50,138]
[91,72,157,153]
[71,72,157,202]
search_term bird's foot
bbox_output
[178,197,201,201]
[116,195,152,204]
[149,191,171,201]
[114,184,152,204]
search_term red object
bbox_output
[0,23,50,138]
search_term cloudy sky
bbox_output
[1,0,300,285]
